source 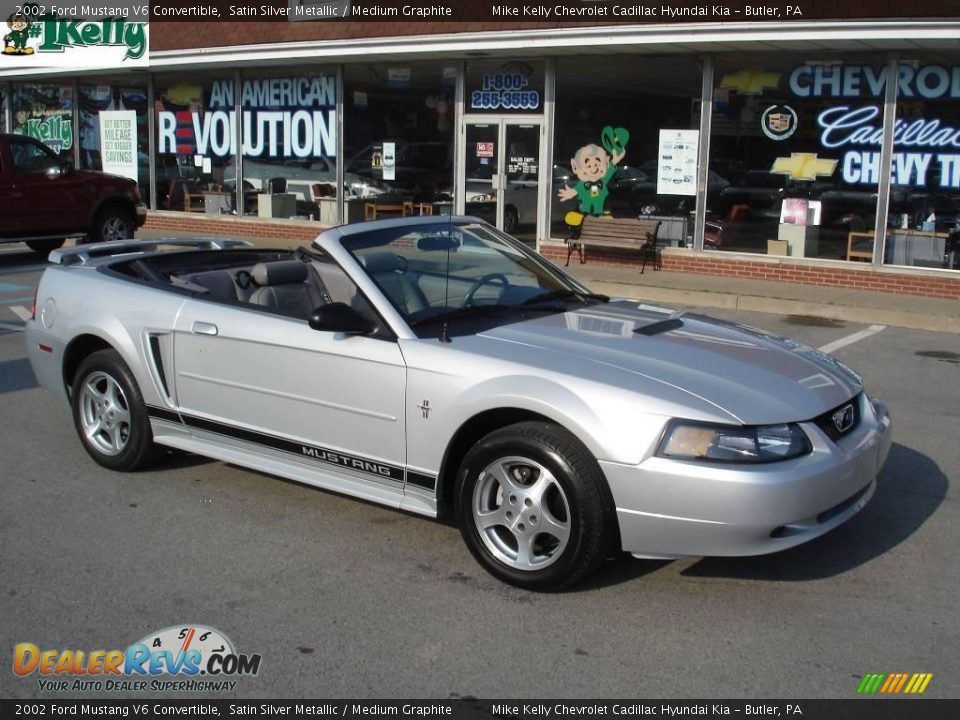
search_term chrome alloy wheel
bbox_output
[102,216,130,242]
[78,371,132,456]
[472,455,571,571]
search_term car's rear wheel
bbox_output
[91,207,134,244]
[71,349,161,471]
[25,239,65,256]
[455,421,614,591]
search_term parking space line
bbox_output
[818,325,886,354]
[8,306,31,322]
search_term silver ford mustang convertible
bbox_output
[26,217,892,590]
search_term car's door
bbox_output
[0,143,20,236]
[6,136,89,233]
[171,298,408,490]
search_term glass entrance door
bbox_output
[463,120,542,245]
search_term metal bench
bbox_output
[565,217,662,273]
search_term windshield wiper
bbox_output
[411,301,570,329]
[521,289,609,306]
[410,304,514,327]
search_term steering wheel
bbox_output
[464,273,509,306]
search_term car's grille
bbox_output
[812,394,861,443]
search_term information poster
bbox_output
[98,110,138,182]
[657,129,699,196]
[382,142,396,181]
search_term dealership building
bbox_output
[1,1,959,298]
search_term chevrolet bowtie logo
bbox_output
[719,69,781,95]
[770,153,838,181]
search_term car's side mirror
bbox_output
[45,164,63,179]
[308,302,373,335]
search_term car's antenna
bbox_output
[439,195,453,343]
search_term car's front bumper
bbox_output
[603,393,892,558]
[134,203,148,228]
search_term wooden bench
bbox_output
[565,217,662,272]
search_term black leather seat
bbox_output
[249,261,325,318]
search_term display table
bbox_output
[258,193,297,219]
[644,214,688,247]
[846,230,948,266]
[778,222,818,258]
[203,191,232,215]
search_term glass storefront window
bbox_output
[343,61,455,223]
[710,54,885,260]
[1,85,7,133]
[552,55,703,247]
[11,83,74,161]
[79,81,150,204]
[884,55,960,271]
[154,72,237,215]
[235,68,338,221]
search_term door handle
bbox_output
[191,321,218,336]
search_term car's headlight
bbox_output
[657,421,811,463]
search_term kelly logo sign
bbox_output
[1,6,149,68]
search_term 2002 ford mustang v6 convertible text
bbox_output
[26,217,892,589]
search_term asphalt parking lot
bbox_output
[1,242,957,700]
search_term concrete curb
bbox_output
[586,281,960,335]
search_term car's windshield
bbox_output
[341,221,597,332]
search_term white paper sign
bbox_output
[98,111,138,182]
[657,129,700,197]
[382,142,396,181]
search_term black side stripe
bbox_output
[147,405,181,424]
[145,405,436,489]
[405,471,437,492]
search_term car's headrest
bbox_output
[363,252,403,274]
[252,260,308,286]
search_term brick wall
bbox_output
[143,212,960,300]
[540,244,960,300]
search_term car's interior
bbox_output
[110,248,388,333]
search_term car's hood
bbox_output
[475,301,862,425]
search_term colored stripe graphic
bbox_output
[857,672,933,694]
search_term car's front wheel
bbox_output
[455,421,615,591]
[90,207,134,243]
[71,349,161,471]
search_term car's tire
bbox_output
[455,421,615,591]
[90,206,134,244]
[71,349,162,471]
[25,239,65,256]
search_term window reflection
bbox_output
[885,54,960,271]
[710,55,885,260]
[553,56,703,248]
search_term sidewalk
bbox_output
[136,229,960,334]
[564,263,960,334]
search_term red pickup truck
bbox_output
[0,133,147,255]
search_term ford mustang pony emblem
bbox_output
[832,404,855,433]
